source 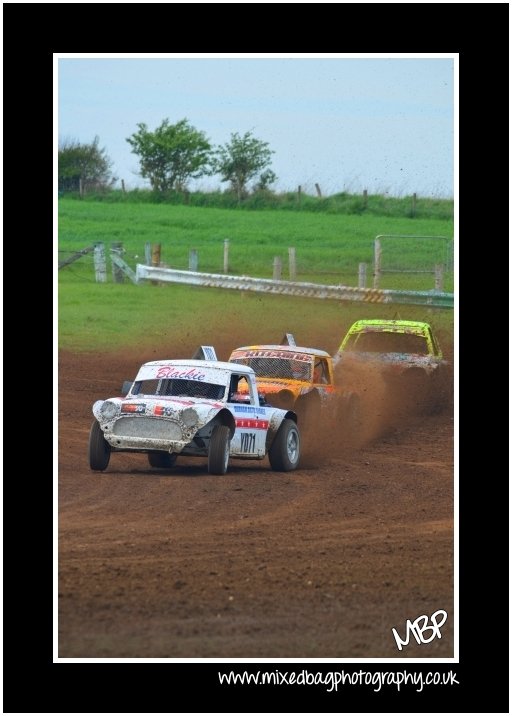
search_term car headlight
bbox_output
[100,401,119,420]
[181,407,199,428]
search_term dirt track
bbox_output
[58,347,454,659]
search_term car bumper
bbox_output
[101,415,198,453]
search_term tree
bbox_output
[126,118,212,192]
[212,131,276,202]
[253,169,277,193]
[58,136,115,195]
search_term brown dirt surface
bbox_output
[58,340,454,659]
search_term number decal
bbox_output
[240,432,256,453]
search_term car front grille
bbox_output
[113,417,183,440]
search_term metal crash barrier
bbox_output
[135,265,454,309]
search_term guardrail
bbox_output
[135,264,454,309]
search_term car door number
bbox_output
[240,432,256,453]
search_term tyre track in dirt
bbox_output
[58,349,454,658]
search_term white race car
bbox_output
[89,355,301,475]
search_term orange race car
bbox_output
[228,334,358,428]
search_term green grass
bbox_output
[58,199,454,354]
[72,187,454,222]
[58,281,454,358]
[59,199,453,288]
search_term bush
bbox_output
[70,187,453,220]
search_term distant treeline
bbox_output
[60,187,454,221]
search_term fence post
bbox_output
[288,247,296,281]
[144,241,151,265]
[94,243,107,283]
[121,179,126,194]
[150,243,161,286]
[223,239,229,273]
[434,264,444,291]
[373,238,381,288]
[273,256,282,280]
[111,242,125,283]
[189,249,198,272]
[79,178,84,199]
[298,185,302,208]
[151,243,161,267]
[315,183,322,198]
[358,262,367,288]
[412,192,417,217]
[363,189,368,209]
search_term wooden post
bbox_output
[184,190,190,205]
[288,247,296,281]
[144,241,151,265]
[79,178,84,199]
[121,179,126,194]
[358,262,367,288]
[151,243,161,267]
[111,242,124,283]
[223,239,229,273]
[273,256,282,280]
[189,249,198,272]
[412,192,417,216]
[315,183,322,198]
[94,243,107,283]
[373,238,381,288]
[150,243,161,286]
[363,189,368,209]
[434,264,444,291]
[297,185,302,208]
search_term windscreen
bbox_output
[345,331,428,355]
[131,379,226,400]
[230,351,312,380]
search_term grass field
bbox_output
[58,199,454,353]
[58,280,454,355]
[59,199,453,284]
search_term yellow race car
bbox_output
[334,319,450,412]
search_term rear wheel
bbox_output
[268,419,300,471]
[88,420,111,471]
[295,390,321,427]
[148,452,177,469]
[208,425,230,475]
[268,389,295,410]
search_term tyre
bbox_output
[402,368,428,413]
[208,424,231,475]
[268,389,295,410]
[427,367,452,414]
[148,452,177,469]
[340,392,363,439]
[295,390,321,427]
[268,418,300,471]
[88,420,111,471]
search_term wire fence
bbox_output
[58,237,454,293]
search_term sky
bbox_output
[57,54,455,199]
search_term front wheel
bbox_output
[88,420,111,471]
[268,419,300,471]
[208,424,231,475]
[401,368,429,413]
[148,452,177,469]
[339,392,364,438]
